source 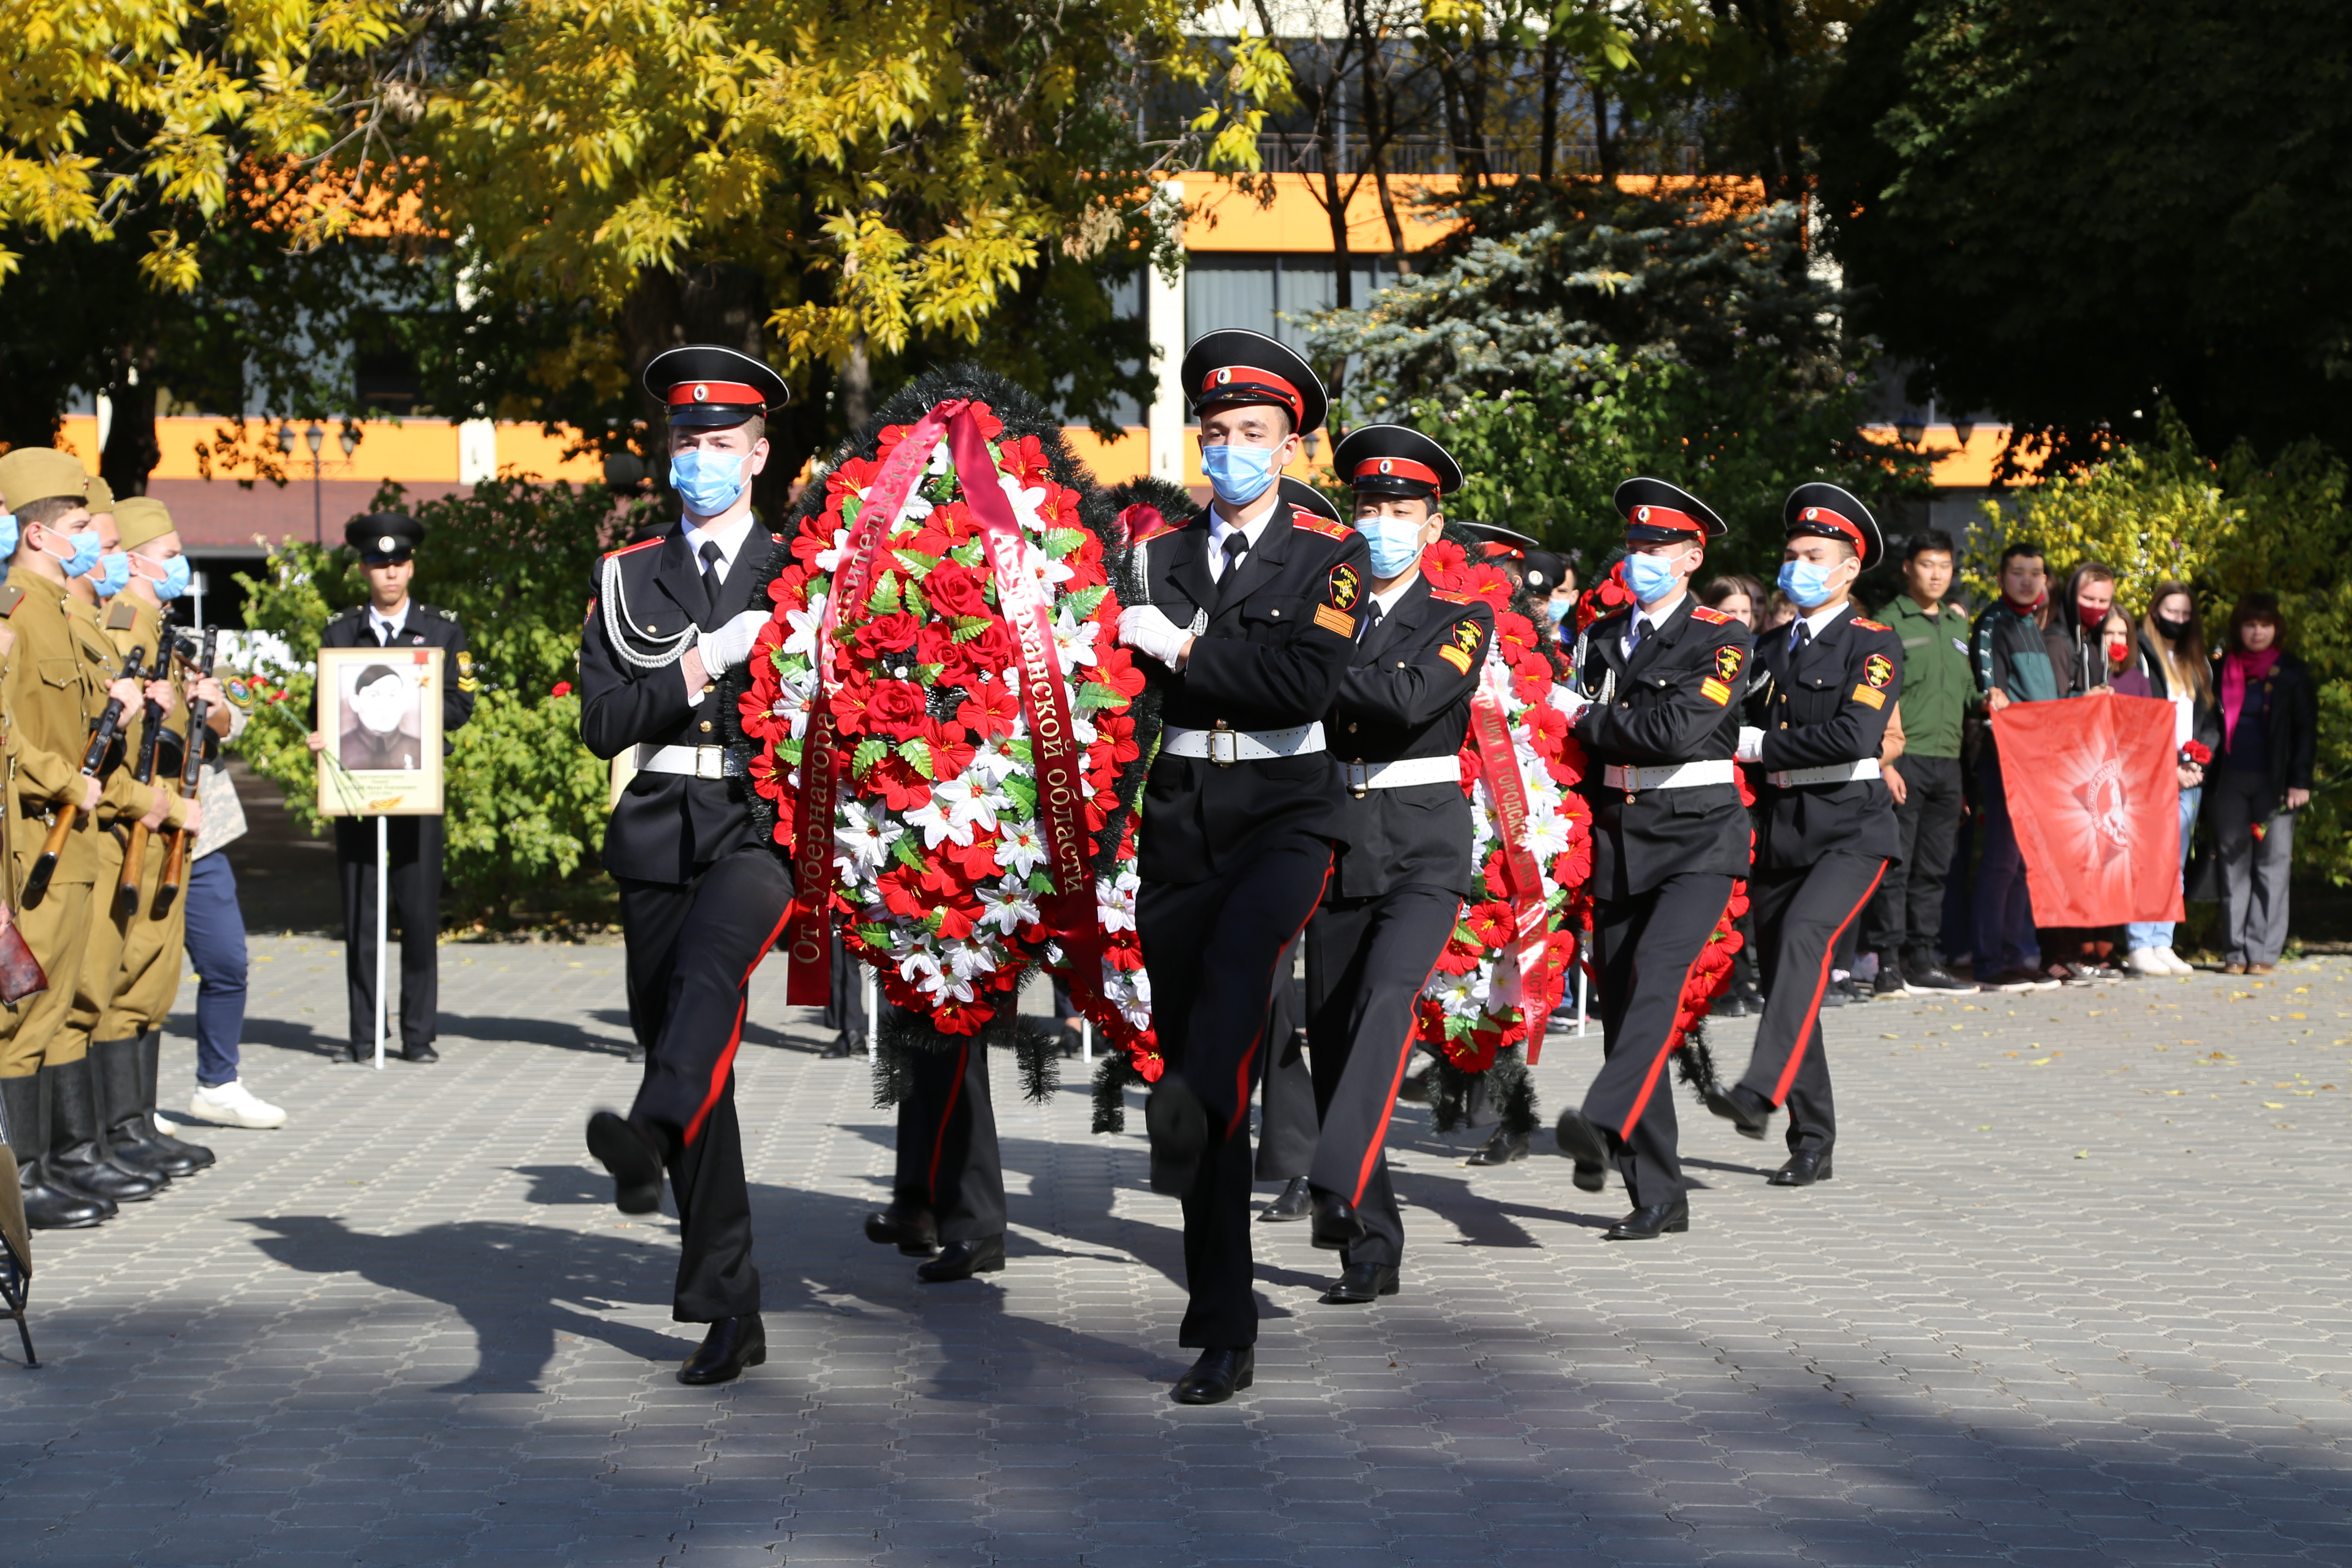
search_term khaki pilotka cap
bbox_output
[85,475,115,514]
[114,496,175,551]
[0,448,90,511]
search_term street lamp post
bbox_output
[305,423,325,544]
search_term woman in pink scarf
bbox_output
[2210,594,2316,975]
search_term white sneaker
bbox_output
[2160,948,2195,974]
[2125,948,2170,977]
[189,1079,288,1130]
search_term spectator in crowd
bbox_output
[1699,575,1769,1017]
[175,677,287,1129]
[2047,561,2119,696]
[1863,530,1973,995]
[2210,593,2315,977]
[1759,589,1796,636]
[2123,584,2217,976]
[1970,542,2060,991]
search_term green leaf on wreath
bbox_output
[893,548,941,575]
[850,737,889,775]
[1000,776,1038,816]
[839,495,862,527]
[913,662,945,683]
[951,615,993,643]
[855,923,891,949]
[951,540,985,569]
[892,834,926,870]
[897,739,936,779]
[1008,738,1033,766]
[1063,585,1108,620]
[1043,527,1088,560]
[1071,683,1123,713]
[1443,1014,1476,1042]
[866,570,901,615]
[902,580,928,621]
[1028,870,1054,894]
[778,738,803,765]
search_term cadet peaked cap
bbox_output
[643,346,790,431]
[1181,329,1326,438]
[348,512,425,563]
[0,448,90,510]
[1614,477,1727,542]
[1332,424,1462,499]
[1456,521,1545,559]
[1783,481,1884,570]
[114,496,177,551]
[1521,549,1569,594]
[1277,475,1342,523]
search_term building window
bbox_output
[1186,254,1392,353]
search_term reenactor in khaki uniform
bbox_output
[0,450,191,1229]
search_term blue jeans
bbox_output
[1973,752,2039,977]
[184,851,250,1087]
[2127,786,2201,952]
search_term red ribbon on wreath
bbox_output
[1467,658,1564,1063]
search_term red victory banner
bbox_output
[1991,694,2184,926]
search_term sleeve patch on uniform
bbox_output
[1439,644,1472,674]
[1327,562,1362,612]
[1314,603,1356,637]
[1447,619,1484,668]
[1863,652,1894,689]
[1714,645,1744,681]
[1851,683,1886,709]
[1701,677,1733,706]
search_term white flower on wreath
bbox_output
[834,800,903,878]
[1522,810,1574,861]
[942,940,999,985]
[811,528,853,574]
[904,789,974,849]
[782,594,828,661]
[1428,968,1490,1013]
[932,773,999,837]
[1052,606,1099,675]
[1022,538,1075,591]
[994,821,1050,879]
[1096,870,1138,934]
[967,733,1022,787]
[997,473,1050,528]
[978,879,1040,936]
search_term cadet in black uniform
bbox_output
[863,1004,1009,1283]
[1708,485,1900,1186]
[579,345,796,1387]
[309,514,476,1063]
[1553,480,1753,1240]
[1303,426,1491,1304]
[1115,330,1368,1405]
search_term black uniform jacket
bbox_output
[1325,575,1491,901]
[1133,502,1371,886]
[1573,595,1753,899]
[1751,603,1902,868]
[317,601,477,754]
[580,522,781,884]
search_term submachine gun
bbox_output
[23,645,147,909]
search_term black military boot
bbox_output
[94,1036,201,1178]
[45,1058,166,1204]
[137,1031,214,1171]
[1,1073,108,1229]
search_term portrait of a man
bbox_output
[337,662,425,772]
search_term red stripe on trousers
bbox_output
[1351,900,1463,1204]
[1615,884,1736,1139]
[1227,860,1335,1139]
[926,1041,972,1200]
[683,901,796,1146]
[1771,861,1886,1105]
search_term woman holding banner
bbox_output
[2210,594,2315,977]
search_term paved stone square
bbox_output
[3,938,2349,1566]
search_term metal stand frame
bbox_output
[374,815,389,1072]
[0,1240,34,1367]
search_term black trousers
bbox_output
[1138,832,1334,1348]
[1583,873,1736,1209]
[336,815,443,1050]
[616,847,795,1322]
[1303,885,1462,1269]
[1865,754,1964,959]
[1743,854,1886,1157]
[893,1035,1004,1243]
[1254,938,1316,1182]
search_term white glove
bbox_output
[1550,686,1593,723]
[1736,726,1765,764]
[698,608,773,679]
[1117,604,1191,668]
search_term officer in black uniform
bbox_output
[578,344,796,1387]
[1303,425,1491,1304]
[1115,329,1368,1405]
[311,514,476,1063]
[1708,484,1901,1186]
[862,1006,1008,1284]
[1552,480,1753,1240]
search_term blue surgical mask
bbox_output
[1200,443,1279,507]
[0,514,16,560]
[1355,515,1423,578]
[1625,550,1689,606]
[88,551,130,598]
[669,448,751,518]
[1778,557,1840,610]
[46,528,101,579]
[145,555,191,600]
[1545,596,1572,625]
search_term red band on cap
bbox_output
[1796,505,1866,552]
[1199,365,1303,420]
[1353,456,1440,487]
[666,380,766,407]
[1628,503,1703,534]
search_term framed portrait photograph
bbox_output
[315,646,445,817]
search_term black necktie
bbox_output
[1791,619,1811,656]
[699,539,726,618]
[1359,601,1384,643]
[1627,616,1647,656]
[1220,532,1249,581]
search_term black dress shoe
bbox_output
[916,1235,1006,1282]
[1321,1262,1400,1304]
[1769,1149,1834,1186]
[1308,1189,1365,1251]
[1818,981,1848,1008]
[1901,953,1972,993]
[1395,1069,1431,1105]
[678,1314,765,1385]
[1709,991,1752,1019]
[1554,1107,1608,1165]
[1257,1176,1311,1221]
[585,1111,664,1215]
[1145,1078,1207,1196]
[864,1204,940,1256]
[1464,1129,1528,1166]
[402,1042,439,1063]
[1171,1346,1253,1405]
[1703,1083,1773,1140]
[1604,1197,1690,1240]
[821,1033,855,1060]
[1872,965,1905,998]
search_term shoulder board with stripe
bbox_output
[603,537,664,560]
[1292,512,1352,542]
[1124,511,1186,545]
[1426,587,1476,606]
[1851,616,1890,632]
[1689,604,1734,625]
[105,601,137,631]
[0,584,24,619]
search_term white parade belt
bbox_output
[1602,760,1736,793]
[1766,759,1881,789]
[1341,756,1462,794]
[1163,722,1327,767]
[634,743,744,780]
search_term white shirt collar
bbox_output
[368,599,410,641]
[1369,574,1418,618]
[1793,600,1853,643]
[680,513,756,579]
[1206,500,1281,580]
[1623,591,1683,649]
